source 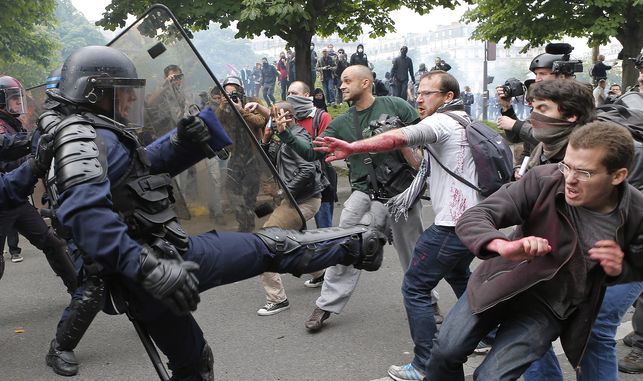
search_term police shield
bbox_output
[104,4,304,235]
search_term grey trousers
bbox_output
[315,190,424,314]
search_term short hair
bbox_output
[568,121,634,173]
[598,55,605,61]
[420,70,460,98]
[289,81,310,95]
[273,101,295,117]
[347,64,373,83]
[529,79,596,125]
[164,64,181,77]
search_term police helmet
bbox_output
[58,46,146,128]
[529,53,565,73]
[0,76,27,116]
[222,76,244,94]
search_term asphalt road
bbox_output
[0,175,638,381]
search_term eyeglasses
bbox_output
[557,162,596,182]
[417,90,445,97]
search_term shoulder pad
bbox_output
[53,121,105,193]
[37,110,63,135]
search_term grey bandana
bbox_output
[287,95,315,120]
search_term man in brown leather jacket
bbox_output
[425,121,643,381]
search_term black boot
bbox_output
[46,339,79,376]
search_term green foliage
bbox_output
[463,0,643,87]
[55,0,107,60]
[0,0,58,87]
[98,0,461,84]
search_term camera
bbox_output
[545,43,583,76]
[369,114,404,135]
[501,78,525,98]
[228,91,242,103]
[630,52,643,69]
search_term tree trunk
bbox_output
[616,15,643,90]
[291,31,314,89]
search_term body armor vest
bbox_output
[40,111,189,253]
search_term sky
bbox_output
[70,0,468,35]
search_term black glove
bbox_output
[28,133,55,178]
[172,115,210,149]
[137,246,201,315]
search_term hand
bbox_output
[487,237,551,262]
[496,116,517,131]
[262,122,273,143]
[29,133,55,178]
[274,108,291,133]
[244,102,259,113]
[138,247,200,315]
[589,240,624,277]
[175,115,210,147]
[495,86,512,110]
[313,136,354,162]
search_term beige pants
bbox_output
[260,197,324,303]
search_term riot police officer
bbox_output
[41,45,386,380]
[0,75,77,288]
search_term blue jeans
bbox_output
[402,224,474,374]
[314,201,334,228]
[322,77,335,104]
[524,281,643,381]
[426,292,563,381]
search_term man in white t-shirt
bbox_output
[315,70,482,381]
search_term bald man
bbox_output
[277,64,425,332]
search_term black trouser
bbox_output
[0,228,21,255]
[0,202,76,292]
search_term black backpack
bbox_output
[427,112,514,197]
[596,92,643,141]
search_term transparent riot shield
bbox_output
[23,84,48,209]
[104,4,304,235]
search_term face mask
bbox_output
[530,112,575,144]
[358,48,363,53]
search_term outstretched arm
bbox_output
[486,237,552,262]
[313,129,408,162]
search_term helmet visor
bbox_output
[2,87,27,115]
[114,85,145,129]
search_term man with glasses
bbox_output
[314,70,482,381]
[424,120,643,380]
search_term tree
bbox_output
[97,0,458,87]
[0,0,58,87]
[55,0,107,60]
[462,0,643,88]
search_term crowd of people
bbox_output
[0,36,642,381]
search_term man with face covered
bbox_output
[390,46,415,100]
[350,43,369,67]
[40,45,387,380]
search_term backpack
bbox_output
[427,112,513,197]
[312,110,338,201]
[596,93,643,141]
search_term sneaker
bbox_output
[387,363,425,381]
[46,339,79,376]
[432,303,444,325]
[619,347,643,374]
[10,254,23,263]
[257,300,290,316]
[624,331,635,347]
[304,273,325,288]
[304,307,330,332]
[473,338,493,354]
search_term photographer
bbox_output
[316,47,337,106]
[496,46,577,178]
[216,76,266,232]
[431,57,451,72]
[254,101,328,315]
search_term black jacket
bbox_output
[264,125,326,202]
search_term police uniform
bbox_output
[43,46,385,380]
